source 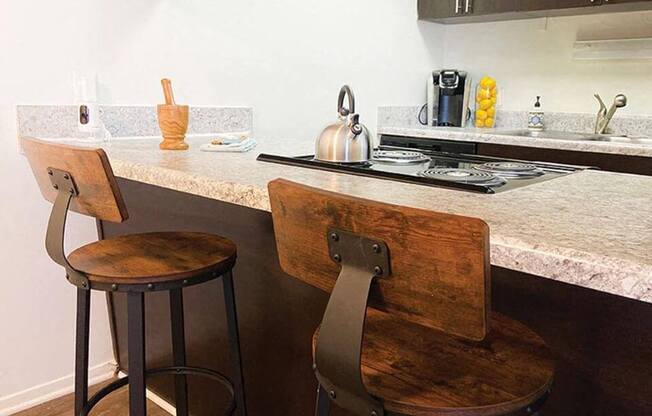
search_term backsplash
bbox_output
[378,106,652,137]
[17,105,253,139]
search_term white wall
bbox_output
[440,11,652,115]
[93,0,442,140]
[0,1,114,411]
[0,0,441,409]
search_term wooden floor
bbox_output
[13,378,169,416]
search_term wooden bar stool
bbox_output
[268,179,554,416]
[22,138,247,416]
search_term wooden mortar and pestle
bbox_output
[157,78,189,150]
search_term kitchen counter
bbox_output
[72,136,652,303]
[57,135,652,415]
[379,126,652,157]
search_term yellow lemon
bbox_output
[475,119,484,128]
[485,118,495,127]
[479,99,492,110]
[490,97,497,105]
[477,89,491,100]
[481,78,496,89]
[476,109,488,120]
[490,87,498,97]
[487,107,496,117]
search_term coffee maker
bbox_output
[426,70,472,127]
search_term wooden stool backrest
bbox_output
[268,178,490,341]
[22,138,128,223]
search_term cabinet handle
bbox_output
[455,0,462,14]
[465,0,472,13]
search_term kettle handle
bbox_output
[337,85,355,117]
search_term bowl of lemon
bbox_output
[475,76,498,128]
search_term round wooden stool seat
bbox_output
[312,309,554,416]
[68,231,237,287]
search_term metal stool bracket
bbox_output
[47,167,79,196]
[327,228,390,279]
[44,168,88,288]
[315,228,390,416]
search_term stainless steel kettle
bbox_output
[315,85,371,163]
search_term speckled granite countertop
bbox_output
[60,136,651,303]
[379,126,652,157]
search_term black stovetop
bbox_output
[256,146,587,194]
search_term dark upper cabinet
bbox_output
[418,0,461,19]
[516,0,599,12]
[418,0,652,23]
[470,0,518,15]
[418,0,517,19]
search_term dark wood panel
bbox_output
[604,0,652,3]
[472,0,517,15]
[269,178,491,341]
[101,178,652,415]
[477,142,652,176]
[102,178,330,416]
[493,267,652,415]
[419,0,652,23]
[418,0,460,19]
[516,0,597,12]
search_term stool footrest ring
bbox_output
[80,365,236,416]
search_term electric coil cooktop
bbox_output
[257,147,589,194]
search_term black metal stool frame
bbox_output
[45,168,247,416]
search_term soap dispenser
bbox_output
[528,96,544,130]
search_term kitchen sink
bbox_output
[495,129,652,145]
[596,135,652,145]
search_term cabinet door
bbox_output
[517,0,600,12]
[467,0,517,15]
[601,0,650,3]
[418,0,464,19]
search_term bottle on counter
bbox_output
[528,96,545,131]
[475,76,498,128]
[72,72,111,142]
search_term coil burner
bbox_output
[372,150,431,165]
[256,142,585,193]
[474,162,544,179]
[417,168,507,186]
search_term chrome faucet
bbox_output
[594,93,627,134]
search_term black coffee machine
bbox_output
[426,70,472,127]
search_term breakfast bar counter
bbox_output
[53,135,652,416]
[94,136,652,303]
